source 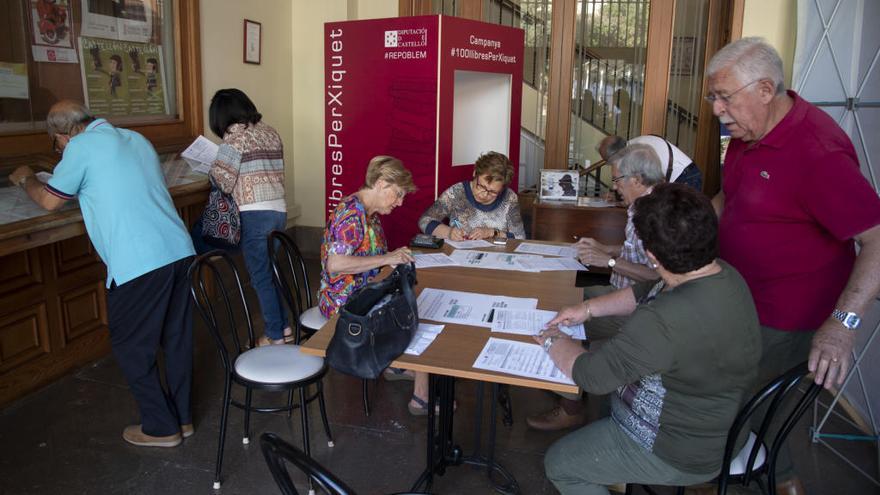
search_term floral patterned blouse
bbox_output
[318,194,387,317]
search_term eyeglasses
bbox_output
[704,79,761,105]
[611,174,629,184]
[473,178,502,197]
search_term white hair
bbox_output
[707,37,786,94]
[613,143,665,186]
[47,101,94,136]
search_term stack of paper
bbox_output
[417,288,538,328]
[448,250,541,272]
[514,242,578,258]
[490,308,586,339]
[445,239,494,249]
[181,135,218,174]
[414,253,458,269]
[473,337,575,385]
[404,323,445,356]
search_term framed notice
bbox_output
[244,19,261,64]
[540,170,578,201]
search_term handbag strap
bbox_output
[649,134,675,181]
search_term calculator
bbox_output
[410,234,444,249]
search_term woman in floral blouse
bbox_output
[318,157,433,415]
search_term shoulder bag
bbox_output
[327,263,418,379]
[201,177,241,247]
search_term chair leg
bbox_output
[624,483,633,495]
[675,486,685,495]
[287,389,294,419]
[243,387,253,445]
[213,380,233,489]
[316,380,334,447]
[299,386,316,495]
[362,378,371,417]
[498,383,514,426]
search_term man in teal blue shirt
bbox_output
[10,100,196,448]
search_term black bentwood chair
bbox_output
[627,362,822,495]
[189,251,333,490]
[267,230,373,417]
[261,432,430,495]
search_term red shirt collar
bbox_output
[748,90,808,150]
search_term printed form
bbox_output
[445,239,494,249]
[514,242,578,258]
[417,288,537,328]
[181,135,219,173]
[491,308,586,339]
[473,337,575,385]
[414,253,458,269]
[448,250,541,271]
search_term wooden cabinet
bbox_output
[531,200,627,245]
[0,168,208,407]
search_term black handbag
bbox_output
[326,263,418,379]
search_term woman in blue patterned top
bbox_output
[418,151,525,241]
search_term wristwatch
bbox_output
[607,257,617,269]
[831,309,861,330]
[542,336,556,352]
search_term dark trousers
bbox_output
[107,256,194,437]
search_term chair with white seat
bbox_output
[268,230,373,416]
[189,251,333,490]
[626,362,822,495]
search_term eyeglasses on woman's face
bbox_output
[473,177,503,197]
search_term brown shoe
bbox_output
[526,405,586,431]
[180,423,194,438]
[122,425,182,447]
[776,477,806,495]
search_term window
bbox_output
[0,0,201,155]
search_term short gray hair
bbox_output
[613,143,664,186]
[47,101,95,136]
[707,37,786,94]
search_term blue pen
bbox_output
[451,219,463,230]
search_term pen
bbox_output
[451,219,463,229]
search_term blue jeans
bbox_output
[192,210,288,340]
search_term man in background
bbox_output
[597,134,703,190]
[9,100,196,448]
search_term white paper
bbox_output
[31,45,79,63]
[448,250,541,272]
[473,337,575,385]
[183,158,211,174]
[0,63,29,99]
[490,309,586,339]
[515,256,587,272]
[181,136,218,168]
[414,253,458,269]
[445,239,494,249]
[417,288,537,328]
[404,323,445,356]
[514,242,578,258]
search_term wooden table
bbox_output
[531,199,627,245]
[301,240,582,492]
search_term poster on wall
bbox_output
[78,36,169,117]
[0,63,30,99]
[81,0,155,42]
[29,0,79,63]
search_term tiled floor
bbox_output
[0,256,877,495]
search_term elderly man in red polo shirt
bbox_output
[705,37,880,495]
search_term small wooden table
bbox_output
[301,240,581,492]
[531,199,627,245]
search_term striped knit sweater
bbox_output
[210,121,286,210]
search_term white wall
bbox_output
[200,0,296,215]
[290,0,398,227]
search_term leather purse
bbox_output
[201,178,241,247]
[326,263,418,379]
